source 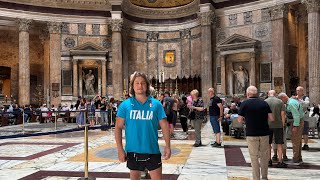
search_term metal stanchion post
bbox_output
[110,109,113,127]
[78,125,95,180]
[55,111,57,131]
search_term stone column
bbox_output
[249,52,256,86]
[302,0,320,104]
[48,22,62,106]
[198,6,214,102]
[72,59,78,97]
[101,60,107,96]
[297,9,308,91]
[270,4,289,93]
[111,19,123,100]
[220,55,226,95]
[39,28,50,105]
[17,19,32,106]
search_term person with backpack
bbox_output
[179,96,190,134]
[163,91,174,137]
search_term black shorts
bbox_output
[303,121,309,135]
[166,113,173,124]
[127,152,162,171]
[269,128,284,144]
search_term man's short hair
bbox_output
[278,92,287,98]
[246,86,258,96]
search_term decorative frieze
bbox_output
[64,37,75,48]
[270,4,288,20]
[261,8,271,22]
[229,14,237,26]
[61,22,69,34]
[198,11,214,26]
[78,23,86,35]
[111,19,123,32]
[180,29,191,39]
[147,31,159,41]
[47,22,62,34]
[17,19,32,32]
[244,11,253,24]
[302,0,320,13]
[92,24,100,35]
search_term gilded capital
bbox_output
[198,11,214,26]
[111,19,123,32]
[47,22,62,34]
[270,4,289,20]
[302,0,320,13]
[17,19,32,32]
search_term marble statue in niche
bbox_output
[232,65,249,94]
[83,70,95,95]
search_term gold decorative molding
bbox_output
[302,0,320,13]
[130,0,194,8]
[122,0,199,19]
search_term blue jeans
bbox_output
[210,115,221,133]
[100,110,108,125]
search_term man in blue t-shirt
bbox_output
[115,72,171,179]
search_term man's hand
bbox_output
[118,148,127,162]
[218,117,223,121]
[292,126,298,133]
[163,146,171,160]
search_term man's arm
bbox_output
[159,118,171,160]
[238,115,245,123]
[115,117,126,162]
[268,113,274,122]
[218,103,224,121]
[281,111,286,127]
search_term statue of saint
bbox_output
[232,65,249,94]
[83,70,95,95]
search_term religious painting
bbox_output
[260,62,271,82]
[82,68,98,95]
[163,50,176,67]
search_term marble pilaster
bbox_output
[72,59,78,97]
[249,52,256,86]
[198,10,214,102]
[270,4,289,93]
[147,31,159,79]
[180,29,191,78]
[302,0,320,104]
[111,19,123,100]
[220,55,226,95]
[17,19,32,106]
[39,28,50,104]
[48,22,62,106]
[101,60,107,96]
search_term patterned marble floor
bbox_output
[0,121,320,180]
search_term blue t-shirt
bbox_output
[116,96,167,154]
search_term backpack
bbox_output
[164,99,173,116]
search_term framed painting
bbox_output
[163,50,176,67]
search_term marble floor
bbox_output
[0,121,320,180]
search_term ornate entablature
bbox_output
[130,0,194,8]
[217,34,259,54]
[121,0,199,19]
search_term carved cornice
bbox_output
[147,31,159,41]
[302,0,320,13]
[270,4,289,20]
[17,19,32,32]
[198,11,214,26]
[121,0,199,19]
[47,22,62,34]
[111,19,123,32]
[180,29,191,39]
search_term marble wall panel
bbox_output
[252,10,261,23]
[159,32,180,39]
[130,30,147,39]
[190,37,201,76]
[229,26,253,38]
[78,36,100,46]
[147,42,158,77]
[61,61,72,70]
[127,40,147,74]
[86,24,93,35]
[100,24,108,36]
[191,26,201,36]
[69,24,78,35]
[253,22,271,41]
